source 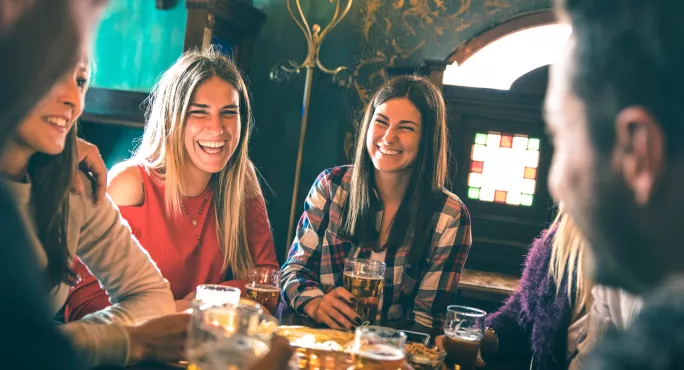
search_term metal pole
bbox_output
[285,66,314,252]
[270,0,353,257]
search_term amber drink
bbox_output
[350,326,406,370]
[245,267,281,313]
[343,258,386,325]
[442,305,486,370]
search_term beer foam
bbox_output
[343,271,383,280]
[247,284,280,292]
[358,345,404,361]
[444,329,483,342]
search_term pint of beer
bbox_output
[245,267,281,313]
[343,259,386,325]
[187,301,278,370]
[350,326,406,370]
[442,305,486,370]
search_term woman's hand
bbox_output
[435,335,486,368]
[303,287,361,330]
[183,290,197,301]
[174,299,192,313]
[72,138,107,205]
[124,313,191,364]
[248,335,294,370]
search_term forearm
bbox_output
[77,191,175,324]
[60,321,130,368]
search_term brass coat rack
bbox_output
[270,0,353,254]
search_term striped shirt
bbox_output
[282,166,472,329]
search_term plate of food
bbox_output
[405,343,447,370]
[277,325,355,368]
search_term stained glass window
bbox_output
[467,131,540,206]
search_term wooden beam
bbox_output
[156,0,179,10]
[82,88,148,128]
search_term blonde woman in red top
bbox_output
[65,47,279,318]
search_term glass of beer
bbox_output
[245,267,281,313]
[442,305,486,370]
[187,300,278,370]
[349,326,406,370]
[343,258,385,325]
[196,284,241,307]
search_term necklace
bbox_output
[180,189,212,247]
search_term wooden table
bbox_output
[100,302,529,370]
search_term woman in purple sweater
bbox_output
[481,212,592,370]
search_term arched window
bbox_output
[444,22,571,90]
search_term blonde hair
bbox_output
[548,212,593,319]
[134,47,259,279]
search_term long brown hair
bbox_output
[341,75,450,270]
[135,47,258,279]
[29,127,79,290]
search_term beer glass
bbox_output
[245,267,281,313]
[196,284,241,306]
[349,326,406,370]
[187,300,279,370]
[343,258,385,325]
[442,305,486,370]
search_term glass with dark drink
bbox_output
[442,305,486,370]
[343,258,386,325]
[245,267,281,313]
[350,326,406,370]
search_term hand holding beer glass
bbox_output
[245,267,282,313]
[187,298,279,370]
[343,258,386,325]
[349,326,406,370]
[442,305,486,370]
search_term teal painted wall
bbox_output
[91,0,187,92]
[86,0,188,169]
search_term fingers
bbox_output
[174,300,192,313]
[329,300,361,326]
[76,138,107,205]
[269,335,294,362]
[70,171,85,194]
[331,287,356,305]
[476,350,486,368]
[317,294,359,330]
[435,335,445,351]
[318,304,352,329]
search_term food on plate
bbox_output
[405,343,446,370]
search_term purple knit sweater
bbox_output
[485,227,573,370]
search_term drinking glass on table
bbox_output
[196,284,241,306]
[343,258,386,325]
[349,326,406,370]
[442,305,486,370]
[245,267,281,313]
[187,300,279,370]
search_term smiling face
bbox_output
[183,76,241,175]
[13,60,89,156]
[365,97,422,176]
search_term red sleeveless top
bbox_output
[64,165,278,321]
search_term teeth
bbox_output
[378,146,400,155]
[198,140,225,148]
[45,117,68,127]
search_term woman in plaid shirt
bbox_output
[282,75,472,331]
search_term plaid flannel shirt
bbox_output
[282,166,472,329]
